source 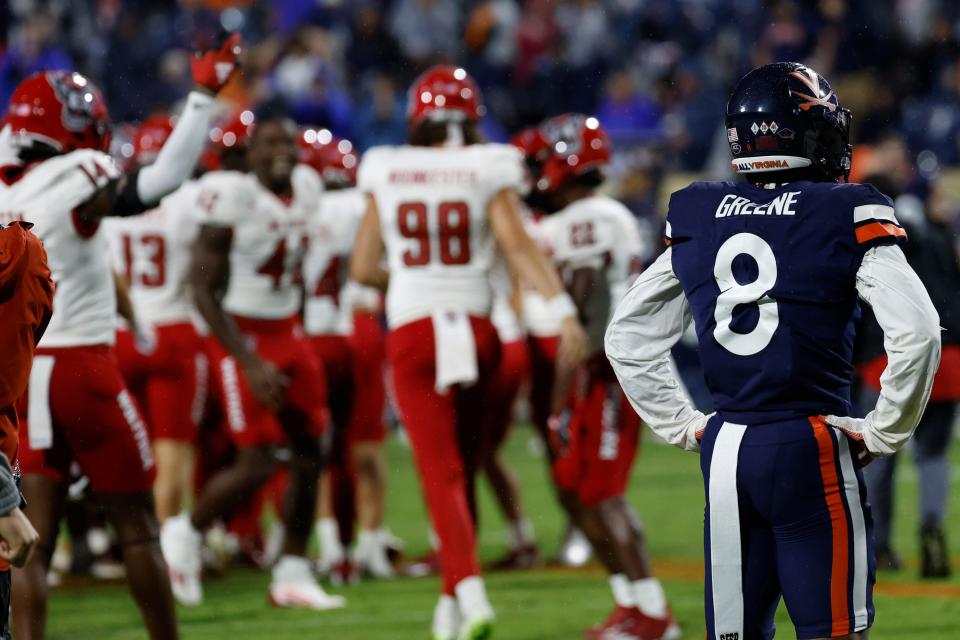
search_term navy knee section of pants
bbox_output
[700,415,876,640]
[912,401,957,459]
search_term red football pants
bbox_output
[388,315,500,595]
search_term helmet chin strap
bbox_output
[443,121,465,147]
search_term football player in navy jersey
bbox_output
[606,62,942,640]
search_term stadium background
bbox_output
[1,0,959,638]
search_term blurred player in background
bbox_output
[103,114,208,527]
[5,34,239,640]
[853,172,960,578]
[607,62,941,640]
[512,126,594,567]
[163,107,344,611]
[0,219,53,639]
[300,129,396,582]
[344,239,397,575]
[531,114,677,640]
[480,264,539,570]
[351,65,587,640]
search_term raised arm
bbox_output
[75,35,241,224]
[349,194,389,292]
[605,247,707,452]
[488,188,587,372]
[826,244,941,456]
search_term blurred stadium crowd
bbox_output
[3,1,960,220]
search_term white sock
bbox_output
[175,512,201,536]
[316,518,342,559]
[357,529,380,550]
[609,574,634,608]
[355,529,378,558]
[263,522,285,565]
[432,594,460,637]
[632,578,668,618]
[507,518,535,550]
[272,555,311,583]
[455,576,493,618]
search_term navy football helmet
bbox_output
[726,62,851,182]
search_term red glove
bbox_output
[191,33,242,94]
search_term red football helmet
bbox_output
[132,114,175,166]
[199,108,255,172]
[4,70,111,154]
[406,65,484,126]
[536,114,611,193]
[511,126,550,167]
[298,128,358,188]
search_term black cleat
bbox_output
[920,523,951,579]
[874,545,903,572]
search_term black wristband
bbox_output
[112,169,148,217]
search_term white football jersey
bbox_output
[195,165,322,320]
[302,187,366,336]
[520,213,563,337]
[102,181,202,326]
[0,149,122,347]
[542,195,644,351]
[360,143,525,328]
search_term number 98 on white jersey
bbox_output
[360,144,525,328]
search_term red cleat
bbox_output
[583,605,634,639]
[329,559,359,586]
[601,607,680,640]
[402,549,440,578]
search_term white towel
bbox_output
[432,310,478,393]
[27,355,55,450]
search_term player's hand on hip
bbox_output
[191,32,242,95]
[0,507,40,568]
[557,316,588,373]
[823,415,875,466]
[241,356,289,411]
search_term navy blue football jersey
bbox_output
[667,180,906,422]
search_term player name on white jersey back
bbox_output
[0,149,122,347]
[102,181,202,326]
[360,143,525,328]
[303,187,367,336]
[196,165,322,320]
[543,195,644,351]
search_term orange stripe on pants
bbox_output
[810,417,851,637]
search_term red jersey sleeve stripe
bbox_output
[855,221,906,244]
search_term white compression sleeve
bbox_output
[850,244,941,455]
[136,91,215,204]
[605,248,707,452]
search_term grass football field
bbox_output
[47,426,960,639]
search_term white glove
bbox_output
[823,415,878,464]
[133,322,158,355]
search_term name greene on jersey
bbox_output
[715,191,800,218]
[667,179,907,422]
